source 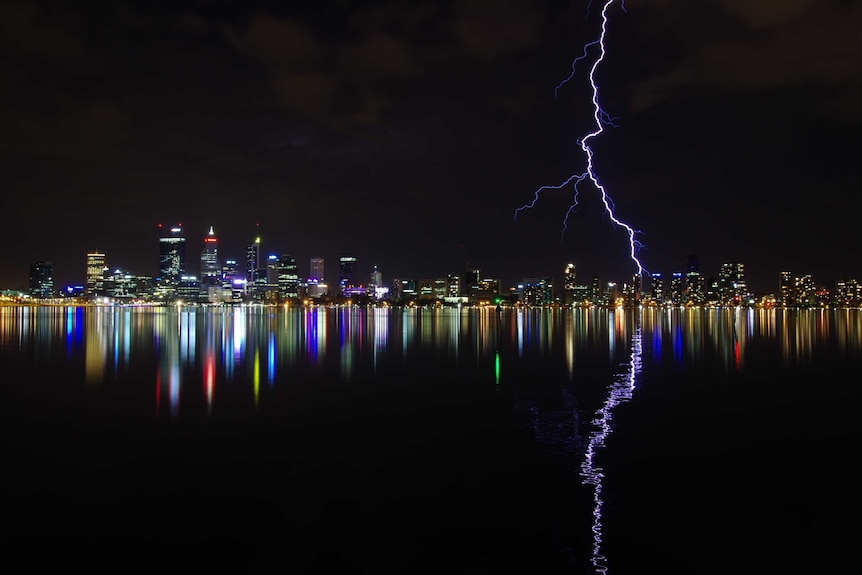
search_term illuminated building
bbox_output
[669,272,684,305]
[177,275,200,303]
[631,273,642,305]
[29,261,54,299]
[520,277,552,306]
[339,254,357,296]
[704,277,720,305]
[835,279,860,307]
[794,274,816,307]
[563,263,576,305]
[368,265,382,294]
[650,272,663,304]
[63,285,85,298]
[591,276,601,303]
[572,285,591,303]
[309,257,324,283]
[446,273,460,298]
[246,237,260,282]
[158,224,186,294]
[276,254,299,300]
[398,279,416,300]
[307,256,326,299]
[417,279,435,300]
[779,271,794,307]
[246,236,265,301]
[200,226,220,286]
[684,254,704,304]
[102,268,135,300]
[719,262,747,305]
[86,252,106,297]
[463,268,481,297]
[605,282,618,306]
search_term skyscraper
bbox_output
[86,251,106,297]
[158,224,186,287]
[650,272,663,304]
[719,262,747,304]
[669,272,684,305]
[368,265,383,298]
[309,257,324,283]
[246,236,260,282]
[276,254,299,300]
[29,261,54,299]
[247,235,265,301]
[308,256,326,298]
[338,254,357,295]
[685,254,704,304]
[779,271,793,307]
[200,226,220,288]
[563,263,576,305]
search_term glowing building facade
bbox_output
[29,261,54,299]
[158,224,186,289]
[200,226,220,287]
[86,251,106,297]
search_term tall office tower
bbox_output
[606,282,619,306]
[265,254,280,301]
[338,254,357,295]
[276,254,299,299]
[684,254,704,304]
[631,273,642,304]
[246,236,266,301]
[29,261,54,299]
[446,273,460,298]
[650,273,664,304]
[86,251,106,297]
[563,263,576,305]
[222,259,243,301]
[368,265,382,293]
[222,259,239,286]
[795,274,816,307]
[200,226,220,288]
[158,224,186,286]
[307,256,326,298]
[368,266,383,291]
[836,279,860,307]
[705,277,720,304]
[246,236,261,282]
[779,271,793,307]
[309,257,324,283]
[719,262,746,304]
[669,272,684,305]
[462,267,481,297]
[591,276,601,303]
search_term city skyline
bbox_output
[1,1,860,296]
[13,222,862,305]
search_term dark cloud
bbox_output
[632,0,862,119]
[0,0,859,292]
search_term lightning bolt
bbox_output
[515,0,644,276]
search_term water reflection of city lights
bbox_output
[3,305,861,424]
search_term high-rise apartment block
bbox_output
[29,261,54,299]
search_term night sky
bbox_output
[2,0,860,294]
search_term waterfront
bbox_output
[1,305,860,573]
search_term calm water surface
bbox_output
[1,305,860,573]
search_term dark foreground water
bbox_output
[1,305,860,573]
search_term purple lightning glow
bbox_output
[515,0,644,276]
